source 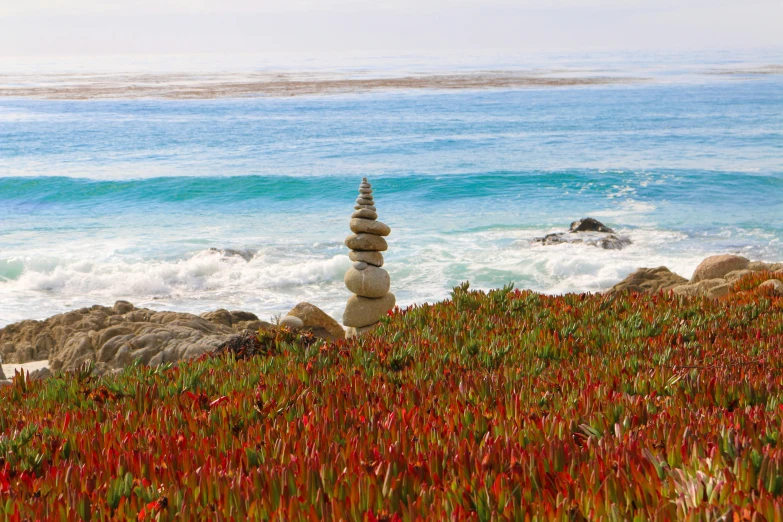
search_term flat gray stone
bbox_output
[349,251,384,267]
[353,261,369,270]
[352,209,378,220]
[345,234,388,252]
[350,218,391,237]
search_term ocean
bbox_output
[1,51,781,327]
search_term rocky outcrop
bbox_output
[0,301,272,373]
[343,178,395,337]
[534,217,631,250]
[608,254,782,298]
[605,267,688,294]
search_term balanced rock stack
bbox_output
[342,178,395,337]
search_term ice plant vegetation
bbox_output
[1,274,783,520]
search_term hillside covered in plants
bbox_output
[2,273,783,520]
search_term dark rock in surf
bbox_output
[569,218,614,234]
[534,217,631,250]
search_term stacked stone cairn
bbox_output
[342,178,395,337]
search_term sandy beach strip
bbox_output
[0,71,646,100]
[2,359,49,380]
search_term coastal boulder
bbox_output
[607,267,688,294]
[285,302,345,340]
[691,255,749,283]
[759,279,783,296]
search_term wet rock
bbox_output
[534,218,631,250]
[569,217,614,233]
[208,248,256,262]
[537,232,631,250]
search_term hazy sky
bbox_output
[1,0,781,57]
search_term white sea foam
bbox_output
[0,222,778,329]
[0,249,353,326]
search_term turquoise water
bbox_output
[1,55,782,326]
